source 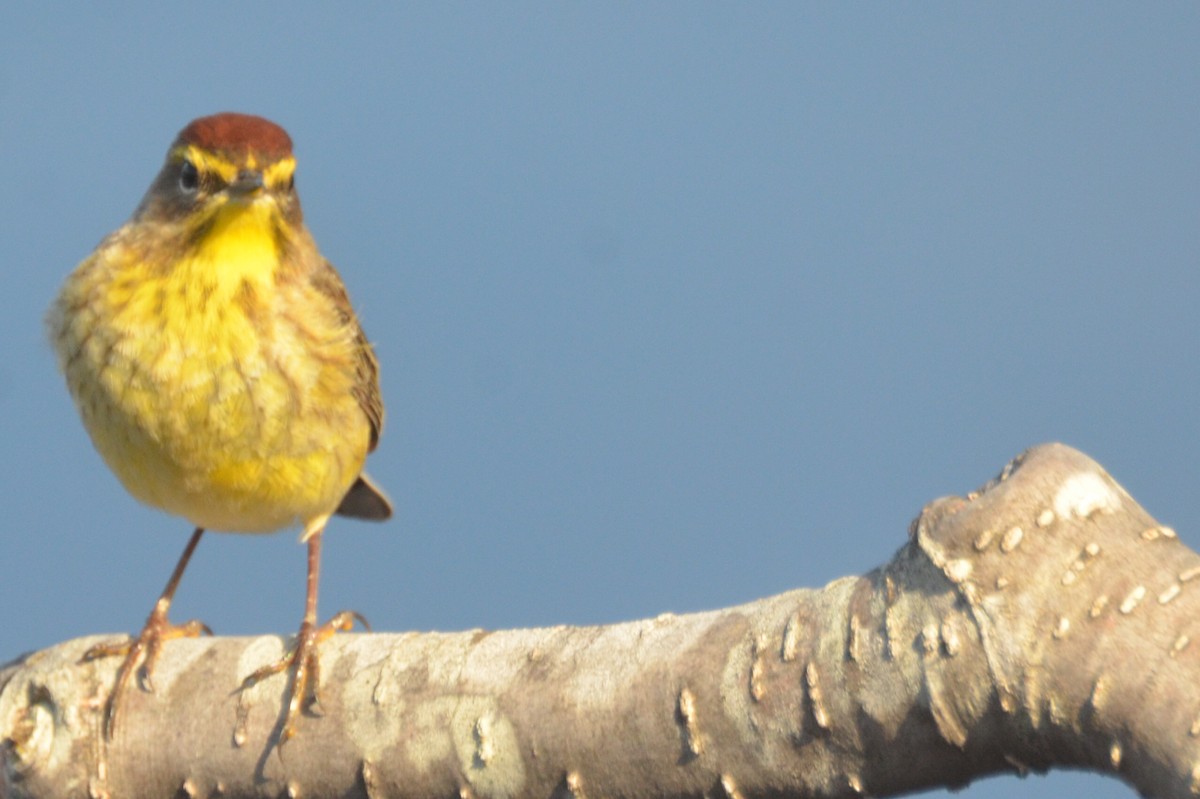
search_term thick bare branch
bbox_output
[1,443,1196,798]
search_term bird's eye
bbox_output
[179,160,200,193]
[286,174,295,192]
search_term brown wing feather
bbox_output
[309,259,384,452]
[310,259,392,521]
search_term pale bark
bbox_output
[1,443,1195,798]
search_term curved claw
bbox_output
[82,615,213,738]
[240,610,368,744]
[324,610,371,637]
[145,617,213,691]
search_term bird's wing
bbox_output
[310,258,384,452]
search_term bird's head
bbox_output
[136,113,304,244]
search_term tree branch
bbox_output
[2,443,1195,798]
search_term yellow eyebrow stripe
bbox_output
[262,157,296,189]
[170,147,296,190]
[171,146,238,183]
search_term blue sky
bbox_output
[1,6,1196,797]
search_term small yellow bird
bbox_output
[47,112,391,742]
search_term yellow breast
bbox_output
[51,207,369,533]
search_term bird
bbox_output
[47,112,391,742]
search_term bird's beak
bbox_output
[229,169,265,197]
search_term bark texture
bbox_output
[1,443,1195,798]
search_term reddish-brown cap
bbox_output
[175,113,293,161]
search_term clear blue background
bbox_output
[2,5,1196,798]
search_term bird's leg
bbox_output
[241,520,368,744]
[82,526,212,738]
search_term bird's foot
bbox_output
[82,603,212,738]
[241,610,369,744]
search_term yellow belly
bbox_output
[52,229,369,534]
